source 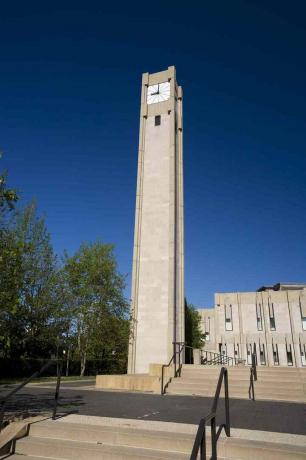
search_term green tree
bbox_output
[62,242,129,376]
[0,229,24,355]
[0,202,61,358]
[185,298,205,350]
[0,152,18,218]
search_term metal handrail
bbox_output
[248,353,257,400]
[201,350,245,367]
[161,342,185,394]
[0,359,63,432]
[190,367,230,460]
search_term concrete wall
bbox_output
[128,66,184,374]
[198,286,306,368]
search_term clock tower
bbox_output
[128,66,184,374]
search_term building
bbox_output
[128,66,184,374]
[198,283,306,368]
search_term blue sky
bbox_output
[1,1,306,306]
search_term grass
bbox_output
[0,375,96,385]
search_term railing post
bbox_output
[161,366,164,394]
[224,369,230,436]
[0,401,5,433]
[173,342,177,376]
[200,423,206,460]
[211,416,217,460]
[252,353,257,381]
[52,360,62,420]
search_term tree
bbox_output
[185,298,205,350]
[0,152,18,219]
[0,202,61,358]
[0,229,24,355]
[62,242,129,376]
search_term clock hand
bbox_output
[151,85,160,96]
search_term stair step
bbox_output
[167,388,305,401]
[29,421,195,453]
[172,380,303,391]
[15,436,189,459]
[9,456,63,460]
[12,417,306,460]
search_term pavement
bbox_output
[0,381,305,435]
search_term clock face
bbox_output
[147,82,170,104]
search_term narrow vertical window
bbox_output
[260,344,266,365]
[225,304,233,331]
[300,342,306,366]
[269,301,276,331]
[256,303,263,331]
[246,344,252,365]
[205,317,210,341]
[155,115,161,126]
[286,343,293,366]
[272,342,279,365]
[234,343,240,364]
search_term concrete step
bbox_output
[15,431,306,460]
[28,420,195,454]
[174,378,304,391]
[181,370,305,379]
[15,436,190,459]
[167,387,305,401]
[9,457,62,460]
[182,366,306,378]
[12,417,306,460]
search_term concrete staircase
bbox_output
[166,365,306,402]
[7,416,306,459]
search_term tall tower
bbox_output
[128,66,184,374]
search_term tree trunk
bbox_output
[80,352,86,377]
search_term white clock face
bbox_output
[147,82,170,104]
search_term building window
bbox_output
[260,344,266,365]
[205,317,210,341]
[286,344,293,366]
[246,345,252,365]
[270,317,276,330]
[300,342,306,367]
[256,303,263,331]
[269,302,276,331]
[224,304,233,331]
[155,115,161,126]
[272,343,279,365]
[234,344,240,364]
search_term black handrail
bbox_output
[0,359,63,432]
[161,342,185,394]
[248,353,257,400]
[251,352,257,381]
[201,350,245,367]
[190,367,230,460]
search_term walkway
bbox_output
[1,381,305,435]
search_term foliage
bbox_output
[0,152,18,218]
[0,155,131,376]
[0,203,61,358]
[185,298,205,349]
[61,242,130,375]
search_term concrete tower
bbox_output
[128,66,184,374]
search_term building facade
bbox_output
[198,283,306,368]
[128,66,184,374]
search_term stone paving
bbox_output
[0,381,305,435]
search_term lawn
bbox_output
[0,375,96,385]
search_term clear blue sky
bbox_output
[1,1,306,307]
